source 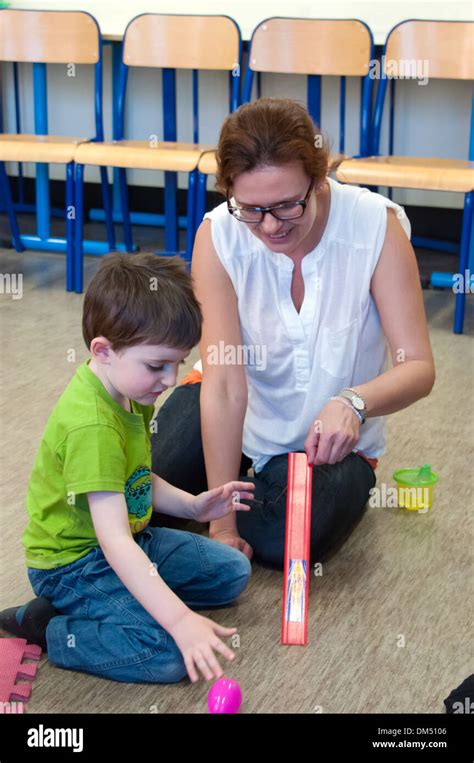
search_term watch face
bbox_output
[353,396,364,410]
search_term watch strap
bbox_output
[330,395,363,424]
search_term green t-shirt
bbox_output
[23,358,156,569]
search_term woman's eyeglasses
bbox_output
[227,179,314,223]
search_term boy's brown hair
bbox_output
[82,252,202,352]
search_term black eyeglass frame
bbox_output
[227,179,315,223]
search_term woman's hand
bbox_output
[304,398,361,466]
[191,481,255,523]
[209,529,253,560]
[169,610,237,683]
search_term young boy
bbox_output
[0,252,254,685]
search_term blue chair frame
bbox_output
[242,17,374,158]
[0,60,69,221]
[193,17,374,242]
[0,9,115,291]
[110,13,242,270]
[370,19,473,334]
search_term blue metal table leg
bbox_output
[13,61,27,209]
[74,163,85,293]
[195,171,207,237]
[100,164,116,250]
[162,67,178,254]
[185,169,197,262]
[111,40,121,220]
[119,166,133,252]
[164,170,178,253]
[32,63,50,242]
[65,161,75,292]
[0,161,24,251]
[454,192,473,334]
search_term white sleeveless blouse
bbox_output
[197,177,411,474]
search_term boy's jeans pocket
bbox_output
[27,547,100,599]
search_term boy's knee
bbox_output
[220,549,252,600]
[153,659,188,684]
[141,642,188,684]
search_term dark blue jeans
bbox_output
[28,527,251,683]
[151,383,377,568]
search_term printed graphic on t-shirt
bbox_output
[125,465,152,534]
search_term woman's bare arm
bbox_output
[191,220,250,542]
[354,208,435,415]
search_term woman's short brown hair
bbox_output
[82,252,202,353]
[215,97,335,196]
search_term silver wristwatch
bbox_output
[338,388,367,424]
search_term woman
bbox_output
[151,97,435,567]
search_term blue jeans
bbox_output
[27,526,251,684]
[151,382,377,567]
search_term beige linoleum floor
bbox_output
[0,241,472,714]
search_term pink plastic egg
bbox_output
[207,677,242,714]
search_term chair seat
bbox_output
[198,150,348,176]
[335,156,474,193]
[0,134,88,163]
[74,140,214,171]
[198,150,218,174]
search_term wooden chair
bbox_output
[194,16,374,237]
[336,20,474,333]
[0,8,112,291]
[73,13,242,292]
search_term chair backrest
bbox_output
[0,8,104,139]
[385,20,473,81]
[118,14,242,143]
[0,8,100,64]
[242,17,374,156]
[372,20,474,157]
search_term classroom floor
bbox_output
[0,214,472,714]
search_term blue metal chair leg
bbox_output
[185,169,197,263]
[74,163,85,294]
[99,165,116,251]
[195,171,207,239]
[0,161,24,252]
[164,170,178,254]
[454,191,473,334]
[118,167,133,253]
[65,161,75,292]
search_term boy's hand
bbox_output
[169,610,237,683]
[191,481,255,523]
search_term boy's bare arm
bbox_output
[151,472,254,523]
[87,490,239,682]
[151,473,194,518]
[88,491,189,632]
